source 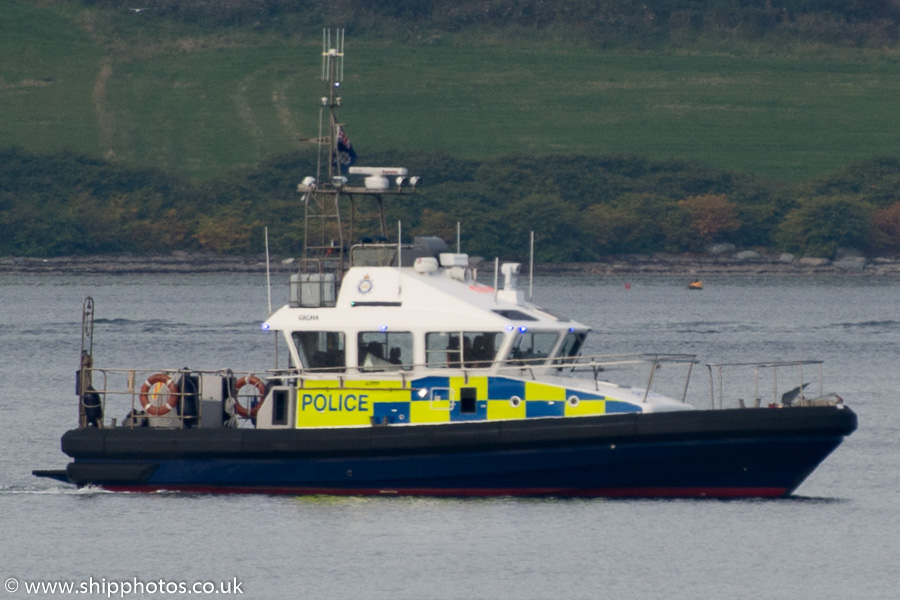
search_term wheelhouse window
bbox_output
[426,332,501,368]
[554,331,587,365]
[292,331,345,372]
[358,332,413,371]
[509,331,560,366]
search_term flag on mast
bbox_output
[335,126,357,174]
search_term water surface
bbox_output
[1,273,896,599]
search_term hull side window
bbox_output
[426,332,501,368]
[358,331,413,372]
[292,331,346,372]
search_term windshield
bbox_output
[508,331,559,365]
[554,331,587,365]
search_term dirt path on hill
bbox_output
[92,57,116,160]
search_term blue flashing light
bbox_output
[380,324,388,332]
[518,326,528,333]
[506,325,515,331]
[260,323,271,331]
[569,327,576,333]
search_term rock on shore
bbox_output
[0,253,279,274]
[538,253,900,277]
[3,252,900,276]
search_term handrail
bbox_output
[87,354,700,385]
[265,352,698,383]
[86,353,697,392]
[82,355,836,434]
[79,352,701,429]
[79,367,261,430]
[81,352,838,433]
[705,360,826,409]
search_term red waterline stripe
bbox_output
[96,485,789,498]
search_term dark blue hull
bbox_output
[55,406,857,498]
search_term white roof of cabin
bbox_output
[264,266,589,332]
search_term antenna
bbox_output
[493,258,499,303]
[265,226,278,368]
[397,220,403,296]
[529,230,534,301]
[265,226,273,315]
[322,28,345,180]
[322,28,344,84]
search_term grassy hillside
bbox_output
[0,2,103,153]
[3,1,900,181]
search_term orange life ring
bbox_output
[234,375,267,418]
[139,373,179,416]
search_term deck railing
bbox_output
[78,367,267,430]
[78,355,837,429]
[705,360,840,410]
[265,352,698,402]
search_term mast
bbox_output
[322,27,345,183]
[301,29,348,274]
[294,30,422,307]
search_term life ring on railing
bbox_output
[234,375,267,418]
[139,373,179,416]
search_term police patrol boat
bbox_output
[34,31,856,497]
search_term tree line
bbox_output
[3,146,900,262]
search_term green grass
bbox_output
[4,1,900,181]
[0,1,103,153]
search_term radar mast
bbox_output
[294,30,421,306]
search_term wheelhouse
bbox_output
[265,255,592,377]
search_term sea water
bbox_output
[1,273,897,599]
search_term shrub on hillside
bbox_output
[776,195,875,257]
